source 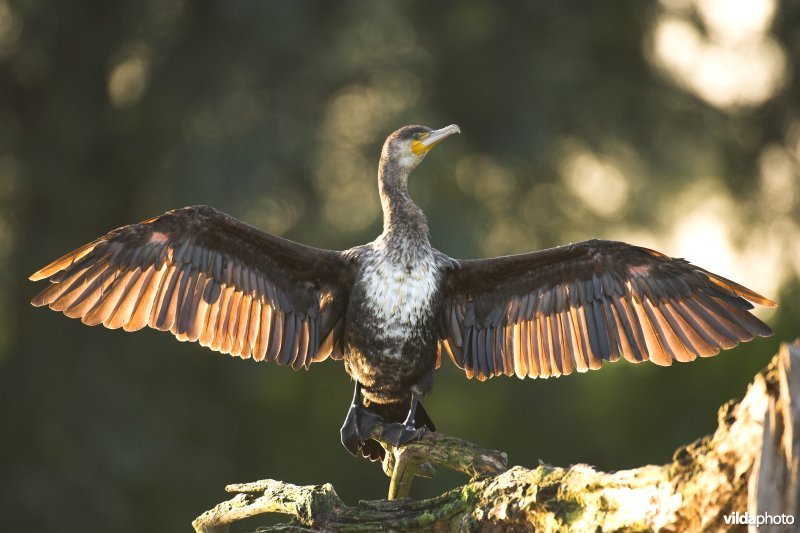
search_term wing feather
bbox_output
[82,269,133,326]
[295,319,311,370]
[268,309,284,363]
[234,293,253,359]
[441,239,773,380]
[30,205,352,369]
[67,269,117,320]
[126,264,166,332]
[106,268,146,330]
[278,312,296,366]
[253,302,273,362]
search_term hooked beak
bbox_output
[412,124,461,155]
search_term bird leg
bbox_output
[380,388,425,447]
[340,381,383,456]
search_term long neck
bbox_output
[378,157,429,243]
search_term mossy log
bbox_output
[193,341,800,532]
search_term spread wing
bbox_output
[438,239,775,381]
[30,205,352,369]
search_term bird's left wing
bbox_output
[437,239,775,381]
[30,205,352,369]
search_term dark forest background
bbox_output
[2,1,799,531]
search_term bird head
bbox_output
[381,124,461,172]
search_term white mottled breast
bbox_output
[360,241,440,345]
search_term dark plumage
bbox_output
[29,124,775,461]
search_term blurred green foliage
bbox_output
[2,1,799,531]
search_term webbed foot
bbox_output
[380,422,426,447]
[341,382,384,456]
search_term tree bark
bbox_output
[193,341,800,532]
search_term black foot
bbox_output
[340,404,383,456]
[381,421,425,447]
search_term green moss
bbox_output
[414,511,437,525]
[459,484,476,502]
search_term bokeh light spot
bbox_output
[559,144,629,219]
[649,0,786,110]
[108,55,150,109]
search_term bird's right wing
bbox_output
[30,205,353,369]
[438,239,775,381]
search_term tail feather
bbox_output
[415,401,436,432]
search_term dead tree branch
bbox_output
[193,341,800,532]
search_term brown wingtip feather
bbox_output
[745,291,777,308]
[722,281,776,308]
[29,240,100,282]
[703,270,777,308]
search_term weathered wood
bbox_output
[375,427,509,499]
[748,341,800,527]
[192,430,509,532]
[193,341,800,532]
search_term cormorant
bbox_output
[29,124,775,461]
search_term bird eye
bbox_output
[412,132,422,140]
